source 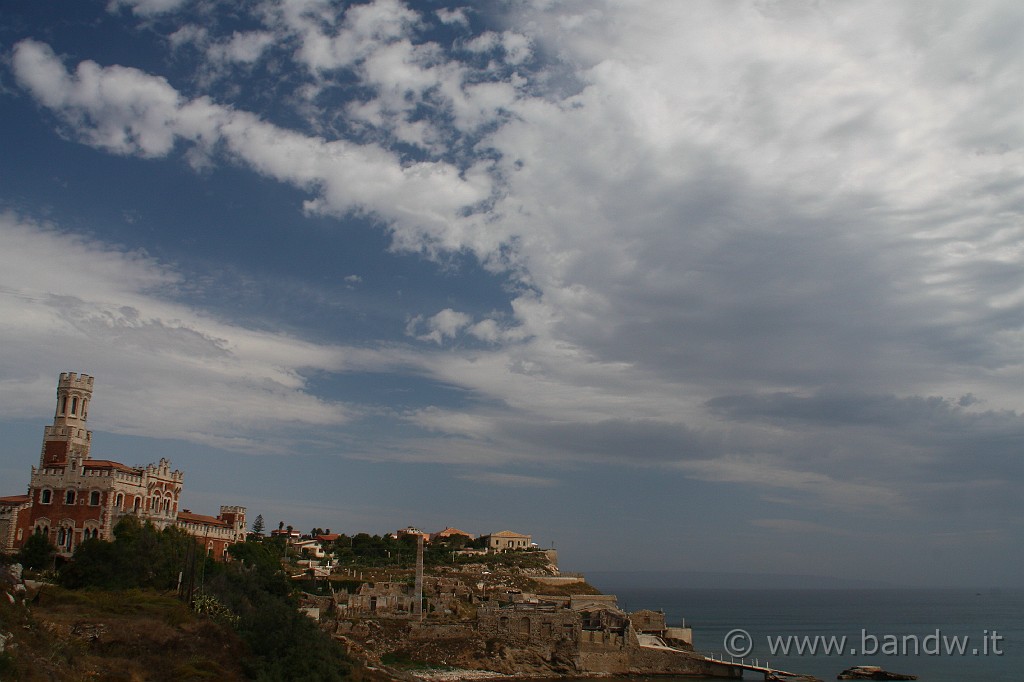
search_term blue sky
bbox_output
[1,0,1022,587]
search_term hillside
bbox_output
[0,587,250,681]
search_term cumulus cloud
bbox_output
[407,308,472,344]
[10,38,491,249]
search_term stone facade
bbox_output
[345,591,736,678]
[0,495,32,553]
[0,372,244,560]
[482,530,532,551]
[177,507,247,560]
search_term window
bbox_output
[89,490,101,506]
[115,492,124,510]
[40,489,52,504]
[71,396,78,415]
[65,489,76,505]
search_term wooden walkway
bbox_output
[701,653,820,680]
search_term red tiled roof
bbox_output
[83,459,140,474]
[434,527,472,537]
[489,530,529,538]
[316,533,341,542]
[0,495,31,506]
[177,511,228,527]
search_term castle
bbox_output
[0,372,245,560]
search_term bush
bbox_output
[60,516,200,591]
[18,532,56,571]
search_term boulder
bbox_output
[838,665,917,680]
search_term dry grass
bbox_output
[1,586,250,681]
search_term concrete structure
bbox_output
[0,372,244,559]
[482,530,532,551]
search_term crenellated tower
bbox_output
[40,372,94,466]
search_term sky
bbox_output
[1,0,1022,588]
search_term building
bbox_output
[482,530,532,551]
[0,372,245,559]
[429,527,473,544]
[394,526,430,542]
[176,507,248,560]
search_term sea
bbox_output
[554,587,1024,682]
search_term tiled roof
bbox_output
[83,459,140,474]
[0,495,31,505]
[177,511,228,527]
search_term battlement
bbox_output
[58,372,94,391]
[219,505,246,515]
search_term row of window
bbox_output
[58,395,88,419]
[36,487,175,513]
[39,488,101,505]
[33,524,100,552]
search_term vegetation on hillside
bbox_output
[4,518,361,681]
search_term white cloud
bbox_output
[209,31,277,65]
[9,0,1024,525]
[407,308,472,345]
[11,38,491,246]
[436,8,469,27]
[107,0,188,17]
[0,213,380,451]
[457,472,556,488]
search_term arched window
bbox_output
[133,497,141,512]
[115,492,124,510]
[82,399,88,418]
[57,526,73,551]
[65,489,76,505]
[61,396,68,415]
[71,396,78,415]
[40,489,52,504]
[89,490,101,506]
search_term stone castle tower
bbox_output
[1,371,245,559]
[40,372,94,466]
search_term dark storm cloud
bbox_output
[495,417,719,464]
[707,390,1024,477]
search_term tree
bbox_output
[18,532,56,571]
[251,514,265,535]
[59,516,196,590]
[278,521,284,531]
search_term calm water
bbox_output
[560,588,1024,682]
